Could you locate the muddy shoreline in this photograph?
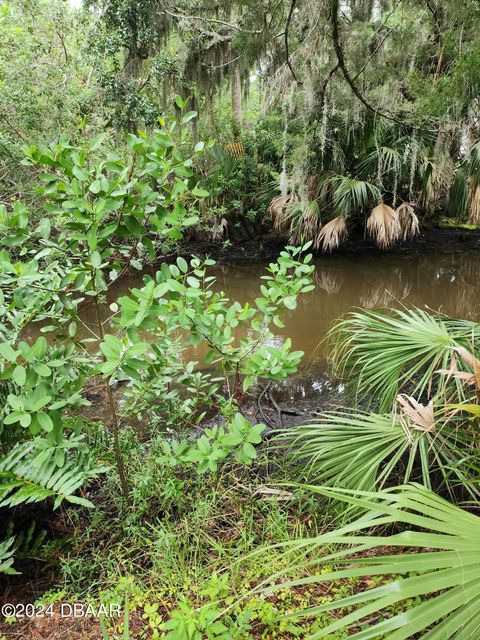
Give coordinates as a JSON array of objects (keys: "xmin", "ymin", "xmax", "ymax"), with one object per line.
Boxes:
[{"xmin": 177, "ymin": 228, "xmax": 480, "ymax": 263}]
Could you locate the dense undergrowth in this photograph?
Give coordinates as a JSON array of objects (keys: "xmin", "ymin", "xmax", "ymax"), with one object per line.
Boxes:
[
  {"xmin": 1, "ymin": 1, "xmax": 480, "ymax": 637},
  {"xmin": 0, "ymin": 109, "xmax": 479, "ymax": 639}
]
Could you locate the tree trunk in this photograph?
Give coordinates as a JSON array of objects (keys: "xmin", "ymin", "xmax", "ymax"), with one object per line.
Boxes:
[
  {"xmin": 205, "ymin": 90, "xmax": 216, "ymax": 134},
  {"xmin": 231, "ymin": 57, "xmax": 242, "ymax": 136},
  {"xmin": 350, "ymin": 0, "xmax": 374, "ymax": 22}
]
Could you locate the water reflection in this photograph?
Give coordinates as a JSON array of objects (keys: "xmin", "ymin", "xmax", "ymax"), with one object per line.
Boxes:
[
  {"xmin": 203, "ymin": 252, "xmax": 480, "ymax": 365},
  {"xmin": 22, "ymin": 252, "xmax": 480, "ymax": 369}
]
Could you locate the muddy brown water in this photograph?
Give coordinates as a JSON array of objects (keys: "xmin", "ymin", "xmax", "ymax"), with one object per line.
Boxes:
[{"xmin": 22, "ymin": 251, "xmax": 480, "ymax": 414}]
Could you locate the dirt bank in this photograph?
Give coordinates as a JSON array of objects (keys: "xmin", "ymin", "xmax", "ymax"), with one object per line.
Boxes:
[{"xmin": 178, "ymin": 228, "xmax": 480, "ymax": 263}]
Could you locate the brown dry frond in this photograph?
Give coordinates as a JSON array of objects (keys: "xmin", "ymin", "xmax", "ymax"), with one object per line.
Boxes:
[
  {"xmin": 418, "ymin": 136, "xmax": 454, "ymax": 215},
  {"xmin": 467, "ymin": 181, "xmax": 480, "ymax": 224},
  {"xmin": 396, "ymin": 394, "xmax": 435, "ymax": 444},
  {"xmin": 396, "ymin": 202, "xmax": 419, "ymax": 240},
  {"xmin": 317, "ymin": 216, "xmax": 348, "ymax": 253},
  {"xmin": 211, "ymin": 217, "xmax": 228, "ymax": 240},
  {"xmin": 289, "ymin": 200, "xmax": 322, "ymax": 247},
  {"xmin": 305, "ymin": 174, "xmax": 322, "ymax": 200},
  {"xmin": 268, "ymin": 194, "xmax": 299, "ymax": 233},
  {"xmin": 366, "ymin": 203, "xmax": 399, "ymax": 248},
  {"xmin": 437, "ymin": 346, "xmax": 480, "ymax": 390}
]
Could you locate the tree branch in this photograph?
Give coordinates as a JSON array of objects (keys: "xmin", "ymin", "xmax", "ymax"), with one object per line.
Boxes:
[
  {"xmin": 0, "ymin": 114, "xmax": 28, "ymax": 143},
  {"xmin": 424, "ymin": 0, "xmax": 443, "ymax": 35},
  {"xmin": 317, "ymin": 62, "xmax": 340, "ymax": 114},
  {"xmin": 164, "ymin": 8, "xmax": 262, "ymax": 34},
  {"xmin": 329, "ymin": 0, "xmax": 416, "ymax": 127},
  {"xmin": 285, "ymin": 0, "xmax": 302, "ymax": 85},
  {"xmin": 164, "ymin": 10, "xmax": 233, "ymax": 49}
]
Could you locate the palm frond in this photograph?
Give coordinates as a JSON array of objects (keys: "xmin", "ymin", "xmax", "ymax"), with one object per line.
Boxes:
[
  {"xmin": 266, "ymin": 485, "xmax": 480, "ymax": 639},
  {"xmin": 396, "ymin": 202, "xmax": 419, "ymax": 240},
  {"xmin": 418, "ymin": 151, "xmax": 453, "ymax": 215},
  {"xmin": 366, "ymin": 203, "xmax": 399, "ymax": 248},
  {"xmin": 449, "ymin": 165, "xmax": 469, "ymax": 218},
  {"xmin": 329, "ymin": 307, "xmax": 480, "ymax": 411},
  {"xmin": 327, "ymin": 174, "xmax": 380, "ymax": 217},
  {"xmin": 357, "ymin": 146, "xmax": 402, "ymax": 181},
  {"xmin": 450, "ymin": 140, "xmax": 480, "ymax": 220},
  {"xmin": 276, "ymin": 406, "xmax": 478, "ymax": 498},
  {"xmin": 288, "ymin": 200, "xmax": 323, "ymax": 248},
  {"xmin": 268, "ymin": 194, "xmax": 299, "ymax": 233},
  {"xmin": 317, "ymin": 216, "xmax": 348, "ymax": 252},
  {"xmin": 467, "ymin": 180, "xmax": 480, "ymax": 224}
]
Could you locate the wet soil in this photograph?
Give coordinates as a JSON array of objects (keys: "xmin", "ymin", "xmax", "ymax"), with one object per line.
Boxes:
[{"xmin": 178, "ymin": 227, "xmax": 480, "ymax": 263}]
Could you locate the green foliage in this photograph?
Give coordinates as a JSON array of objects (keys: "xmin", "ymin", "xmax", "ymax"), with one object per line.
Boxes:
[
  {"xmin": 100, "ymin": 601, "xmax": 130, "ymax": 640},
  {"xmin": 0, "ymin": 0, "xmax": 99, "ymax": 199},
  {"xmin": 0, "ymin": 110, "xmax": 317, "ymax": 585},
  {"xmin": 166, "ymin": 413, "xmax": 266, "ymax": 474},
  {"xmin": 0, "ymin": 536, "xmax": 18, "ymax": 576},
  {"xmin": 19, "ymin": 120, "xmax": 205, "ymax": 267},
  {"xmin": 0, "ymin": 441, "xmax": 101, "ymax": 510},
  {"xmin": 3, "ymin": 3, "xmax": 480, "ymax": 633},
  {"xmin": 326, "ymin": 174, "xmax": 380, "ymax": 218},
  {"xmin": 0, "ymin": 337, "xmax": 88, "ymax": 449},
  {"xmin": 0, "ymin": 111, "xmax": 211, "ymax": 569},
  {"xmin": 329, "ymin": 307, "xmax": 480, "ymax": 411},
  {"xmin": 279, "ymin": 408, "xmax": 478, "ymax": 498},
  {"xmin": 266, "ymin": 484, "xmax": 480, "ymax": 639},
  {"xmin": 102, "ymin": 245, "xmax": 314, "ymax": 419},
  {"xmin": 162, "ymin": 597, "xmax": 251, "ymax": 640}
]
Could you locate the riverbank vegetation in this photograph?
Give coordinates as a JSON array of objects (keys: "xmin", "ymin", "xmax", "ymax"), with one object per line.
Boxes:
[
  {"xmin": 1, "ymin": 1, "xmax": 480, "ymax": 639},
  {"xmin": 3, "ymin": 0, "xmax": 480, "ymax": 250}
]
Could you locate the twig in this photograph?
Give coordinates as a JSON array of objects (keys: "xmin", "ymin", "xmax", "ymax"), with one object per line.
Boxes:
[
  {"xmin": 0, "ymin": 114, "xmax": 28, "ymax": 143},
  {"xmin": 164, "ymin": 8, "xmax": 262, "ymax": 34},
  {"xmin": 267, "ymin": 389, "xmax": 284, "ymax": 427},
  {"xmin": 257, "ymin": 381, "xmax": 275, "ymax": 428}
]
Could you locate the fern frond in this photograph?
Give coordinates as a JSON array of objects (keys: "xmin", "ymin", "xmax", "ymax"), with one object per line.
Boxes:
[
  {"xmin": 0, "ymin": 443, "xmax": 102, "ymax": 510},
  {"xmin": 0, "ymin": 536, "xmax": 18, "ymax": 575}
]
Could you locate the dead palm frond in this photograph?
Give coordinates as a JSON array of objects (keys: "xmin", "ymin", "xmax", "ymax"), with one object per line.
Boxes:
[
  {"xmin": 395, "ymin": 394, "xmax": 435, "ymax": 444},
  {"xmin": 396, "ymin": 202, "xmax": 419, "ymax": 240},
  {"xmin": 288, "ymin": 200, "xmax": 322, "ymax": 248},
  {"xmin": 317, "ymin": 216, "xmax": 348, "ymax": 253},
  {"xmin": 418, "ymin": 151, "xmax": 453, "ymax": 215},
  {"xmin": 268, "ymin": 194, "xmax": 299, "ymax": 233},
  {"xmin": 366, "ymin": 202, "xmax": 399, "ymax": 248},
  {"xmin": 211, "ymin": 217, "xmax": 228, "ymax": 240},
  {"xmin": 467, "ymin": 181, "xmax": 480, "ymax": 224},
  {"xmin": 305, "ymin": 174, "xmax": 322, "ymax": 200},
  {"xmin": 437, "ymin": 346, "xmax": 480, "ymax": 390}
]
